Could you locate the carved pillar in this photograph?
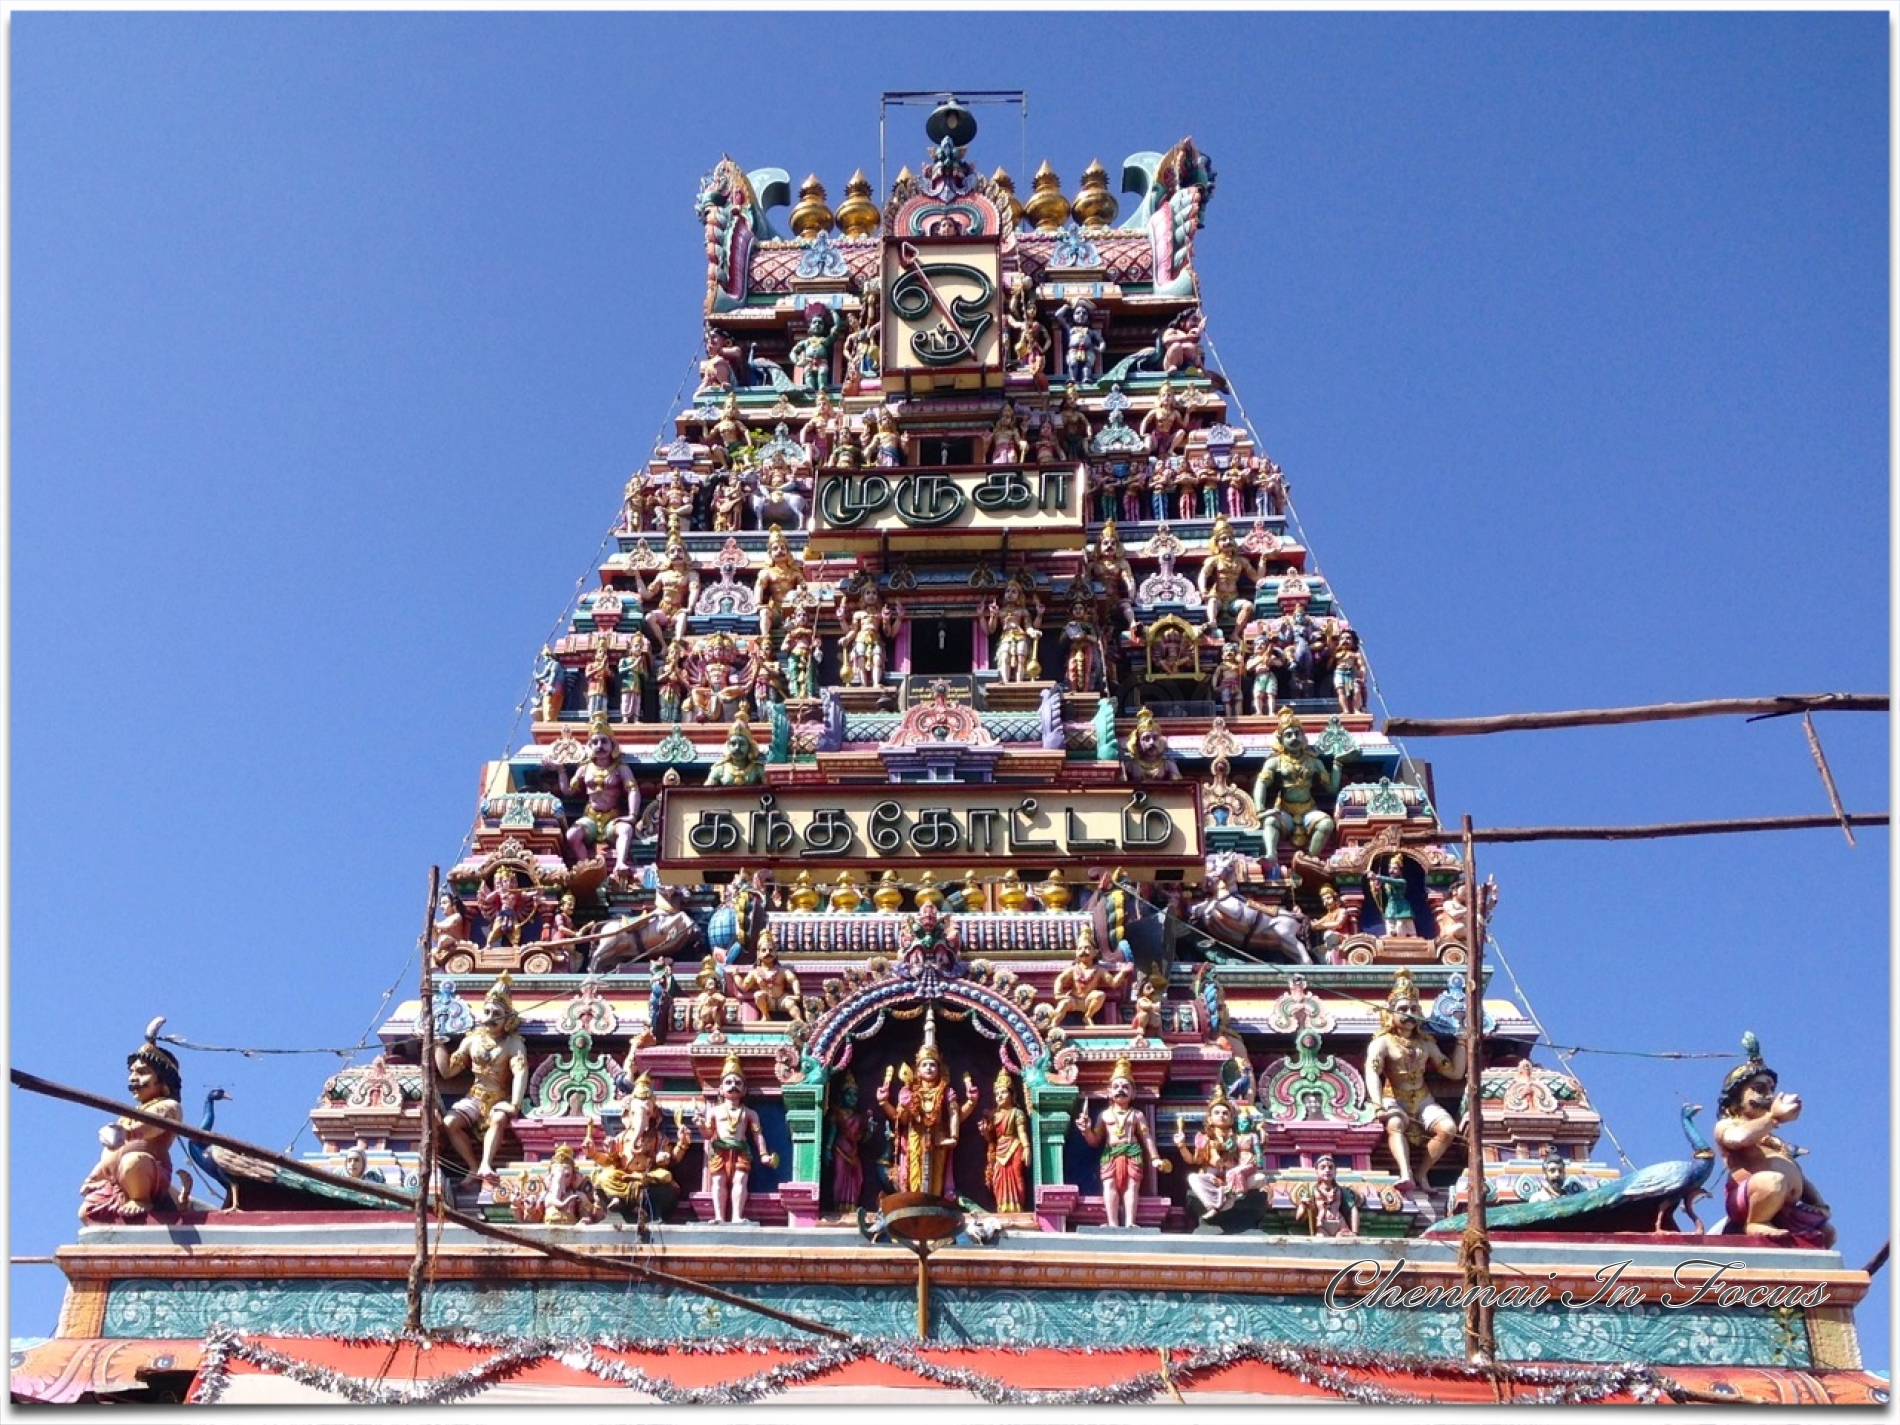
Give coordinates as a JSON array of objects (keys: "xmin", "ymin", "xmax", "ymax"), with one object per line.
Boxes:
[{"xmin": 1026, "ymin": 1080, "xmax": 1078, "ymax": 1199}]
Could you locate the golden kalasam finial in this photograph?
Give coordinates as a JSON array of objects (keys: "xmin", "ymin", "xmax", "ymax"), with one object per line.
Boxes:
[
  {"xmin": 990, "ymin": 167, "xmax": 1024, "ymax": 230},
  {"xmin": 1072, "ymin": 157, "xmax": 1118, "ymax": 229},
  {"xmin": 835, "ymin": 169, "xmax": 879, "ymax": 237},
  {"xmin": 1024, "ymin": 160, "xmax": 1070, "ymax": 232},
  {"xmin": 789, "ymin": 174, "xmax": 834, "ymax": 239}
]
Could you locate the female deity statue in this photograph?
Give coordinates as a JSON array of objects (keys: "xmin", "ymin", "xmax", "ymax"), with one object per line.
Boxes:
[
  {"xmin": 708, "ymin": 391, "xmax": 750, "ymax": 464},
  {"xmin": 876, "ymin": 1012, "xmax": 973, "ymax": 1200},
  {"xmin": 822, "ymin": 1075, "xmax": 867, "ymax": 1213},
  {"xmin": 534, "ymin": 645, "xmax": 566, "ymax": 724},
  {"xmin": 551, "ymin": 713, "xmax": 640, "ymax": 880},
  {"xmin": 979, "ymin": 1071, "xmax": 1032, "ymax": 1213},
  {"xmin": 870, "ymin": 405, "xmax": 904, "ymax": 468},
  {"xmin": 79, "ymin": 1021, "xmax": 184, "ymax": 1221},
  {"xmin": 617, "ymin": 632, "xmax": 653, "ymax": 723},
  {"xmin": 656, "ymin": 639, "xmax": 689, "ymax": 725},
  {"xmin": 620, "ymin": 472, "xmax": 655, "ymax": 534},
  {"xmin": 584, "ymin": 637, "xmax": 614, "ymax": 717},
  {"xmin": 711, "ymin": 477, "xmax": 747, "ymax": 533},
  {"xmin": 1062, "ymin": 583, "xmax": 1109, "ymax": 694},
  {"xmin": 1214, "ymin": 639, "xmax": 1246, "ymax": 720},
  {"xmin": 987, "ymin": 402, "xmax": 1024, "ymax": 464},
  {"xmin": 984, "ymin": 580, "xmax": 1044, "ymax": 684},
  {"xmin": 778, "ymin": 604, "xmax": 820, "ymax": 699}
]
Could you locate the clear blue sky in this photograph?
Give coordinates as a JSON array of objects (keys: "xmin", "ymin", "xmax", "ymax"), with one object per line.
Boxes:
[{"xmin": 11, "ymin": 13, "xmax": 1890, "ymax": 1364}]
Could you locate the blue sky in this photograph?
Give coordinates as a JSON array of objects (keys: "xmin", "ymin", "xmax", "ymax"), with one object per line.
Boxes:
[{"xmin": 10, "ymin": 12, "xmax": 1889, "ymax": 1363}]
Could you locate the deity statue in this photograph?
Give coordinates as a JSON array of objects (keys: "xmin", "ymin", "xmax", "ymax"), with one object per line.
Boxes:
[
  {"xmin": 1130, "ymin": 965, "xmax": 1168, "ymax": 1045},
  {"xmin": 788, "ymin": 306, "xmax": 836, "ymax": 392},
  {"xmin": 1296, "ymin": 1153, "xmax": 1361, "ymax": 1238},
  {"xmin": 1252, "ymin": 455, "xmax": 1288, "ymax": 517},
  {"xmin": 902, "ymin": 899, "xmax": 960, "ymax": 975},
  {"xmin": 79, "ymin": 1020, "xmax": 184, "ymax": 1221},
  {"xmin": 691, "ymin": 957, "xmax": 729, "ymax": 1040},
  {"xmin": 1061, "ymin": 581, "xmax": 1110, "ymax": 694},
  {"xmin": 551, "ymin": 712, "xmax": 640, "ymax": 880},
  {"xmin": 838, "ymin": 583, "xmax": 904, "ymax": 689},
  {"xmin": 823, "ymin": 1075, "xmax": 868, "ymax": 1213},
  {"xmin": 582, "ymin": 1073, "xmax": 686, "ymax": 1227},
  {"xmin": 633, "ymin": 533, "xmax": 700, "ymax": 646},
  {"xmin": 1435, "ymin": 875, "xmax": 1498, "ymax": 949},
  {"xmin": 708, "ymin": 391, "xmax": 749, "ymax": 462},
  {"xmin": 752, "ymin": 524, "xmax": 806, "ymax": 646},
  {"xmin": 705, "ymin": 716, "xmax": 766, "ymax": 787},
  {"xmin": 1312, "ymin": 883, "xmax": 1358, "ymax": 957},
  {"xmin": 541, "ymin": 1144, "xmax": 598, "ymax": 1226},
  {"xmin": 1173, "ymin": 1083, "xmax": 1259, "ymax": 1218},
  {"xmin": 1245, "ymin": 628, "xmax": 1284, "ymax": 717},
  {"xmin": 432, "ymin": 893, "xmax": 474, "ymax": 965},
  {"xmin": 711, "ymin": 476, "xmax": 747, "ymax": 533},
  {"xmin": 1056, "ymin": 383, "xmax": 1092, "ymax": 460},
  {"xmin": 1075, "ymin": 1057, "xmax": 1168, "ymax": 1228},
  {"xmin": 1532, "ymin": 1144, "xmax": 1585, "ymax": 1202},
  {"xmin": 477, "ymin": 867, "xmax": 536, "ymax": 948},
  {"xmin": 1250, "ymin": 708, "xmax": 1346, "ymax": 867},
  {"xmin": 617, "ymin": 633, "xmax": 653, "ymax": 723},
  {"xmin": 984, "ymin": 579, "xmax": 1044, "ymax": 683},
  {"xmin": 582, "ymin": 636, "xmax": 614, "ymax": 717},
  {"xmin": 1004, "ymin": 273, "xmax": 1048, "ymax": 378},
  {"xmin": 869, "ymin": 405, "xmax": 904, "ymax": 468},
  {"xmin": 987, "ymin": 402, "xmax": 1024, "ymax": 464},
  {"xmin": 798, "ymin": 388, "xmax": 841, "ymax": 469},
  {"xmin": 1332, "ymin": 627, "xmax": 1369, "ymax": 714},
  {"xmin": 534, "ymin": 645, "xmax": 566, "ymax": 724},
  {"xmin": 657, "ymin": 641, "xmax": 689, "ymax": 724},
  {"xmin": 1122, "ymin": 706, "xmax": 1181, "ymax": 783},
  {"xmin": 1047, "ymin": 929, "xmax": 1133, "ymax": 1026},
  {"xmin": 1196, "ymin": 514, "xmax": 1261, "ymax": 637},
  {"xmin": 1363, "ymin": 974, "xmax": 1466, "ymax": 1190},
  {"xmin": 779, "ymin": 603, "xmax": 820, "ymax": 699},
  {"xmin": 1055, "ymin": 297, "xmax": 1104, "ymax": 386},
  {"xmin": 876, "ymin": 1012, "xmax": 972, "ymax": 1200},
  {"xmin": 1085, "ymin": 520, "xmax": 1138, "ymax": 631},
  {"xmin": 697, "ymin": 1053, "xmax": 779, "ymax": 1224},
  {"xmin": 1714, "ymin": 1035, "xmax": 1834, "ymax": 1247},
  {"xmin": 1140, "ymin": 380, "xmax": 1190, "ymax": 456},
  {"xmin": 1160, "ymin": 307, "xmax": 1206, "ymax": 375},
  {"xmin": 697, "ymin": 327, "xmax": 744, "ymax": 393},
  {"xmin": 1369, "ymin": 855, "xmax": 1419, "ymax": 937},
  {"xmin": 734, "ymin": 934, "xmax": 803, "ymax": 1023},
  {"xmin": 620, "ymin": 472, "xmax": 654, "ymax": 534},
  {"xmin": 435, "ymin": 975, "xmax": 530, "ymax": 1182},
  {"xmin": 1214, "ymin": 639, "xmax": 1246, "ymax": 720},
  {"xmin": 979, "ymin": 1070, "xmax": 1032, "ymax": 1213}
]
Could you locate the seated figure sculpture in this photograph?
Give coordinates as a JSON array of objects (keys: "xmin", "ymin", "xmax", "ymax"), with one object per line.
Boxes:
[
  {"xmin": 1250, "ymin": 708, "xmax": 1345, "ymax": 870},
  {"xmin": 551, "ymin": 712, "xmax": 640, "ymax": 881},
  {"xmin": 1714, "ymin": 1034, "xmax": 1834, "ymax": 1247},
  {"xmin": 434, "ymin": 975, "xmax": 530, "ymax": 1183},
  {"xmin": 79, "ymin": 1019, "xmax": 184, "ymax": 1221}
]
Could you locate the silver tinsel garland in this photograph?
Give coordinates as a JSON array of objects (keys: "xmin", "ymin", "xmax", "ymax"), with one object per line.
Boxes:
[{"xmin": 189, "ymin": 1326, "xmax": 1673, "ymax": 1407}]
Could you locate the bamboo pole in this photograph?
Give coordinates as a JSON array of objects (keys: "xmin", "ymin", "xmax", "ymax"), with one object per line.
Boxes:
[
  {"xmin": 1385, "ymin": 813, "xmax": 1886, "ymax": 845},
  {"xmin": 1384, "ymin": 693, "xmax": 1886, "ymax": 739},
  {"xmin": 405, "ymin": 865, "xmax": 440, "ymax": 1334},
  {"xmin": 13, "ymin": 1068, "xmax": 849, "ymax": 1341},
  {"xmin": 1459, "ymin": 815, "xmax": 1495, "ymax": 1364},
  {"xmin": 1801, "ymin": 714, "xmax": 1857, "ymax": 847}
]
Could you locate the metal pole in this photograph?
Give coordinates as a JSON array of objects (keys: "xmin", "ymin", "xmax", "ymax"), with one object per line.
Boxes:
[
  {"xmin": 405, "ymin": 865, "xmax": 440, "ymax": 1334},
  {"xmin": 1460, "ymin": 815, "xmax": 1496, "ymax": 1363}
]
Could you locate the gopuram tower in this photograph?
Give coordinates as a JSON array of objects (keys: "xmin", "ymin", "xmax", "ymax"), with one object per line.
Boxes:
[{"xmin": 27, "ymin": 98, "xmax": 1875, "ymax": 1406}]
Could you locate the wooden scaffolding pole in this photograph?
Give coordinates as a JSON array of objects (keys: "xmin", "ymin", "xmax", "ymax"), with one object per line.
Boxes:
[
  {"xmin": 13, "ymin": 1068, "xmax": 849, "ymax": 1341},
  {"xmin": 1384, "ymin": 692, "xmax": 1886, "ymax": 739},
  {"xmin": 405, "ymin": 865, "xmax": 440, "ymax": 1334},
  {"xmin": 1458, "ymin": 815, "xmax": 1495, "ymax": 1364},
  {"xmin": 1386, "ymin": 812, "xmax": 1886, "ymax": 846}
]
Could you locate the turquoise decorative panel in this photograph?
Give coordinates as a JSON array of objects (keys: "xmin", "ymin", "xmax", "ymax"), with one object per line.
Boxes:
[{"xmin": 100, "ymin": 1278, "xmax": 1809, "ymax": 1368}]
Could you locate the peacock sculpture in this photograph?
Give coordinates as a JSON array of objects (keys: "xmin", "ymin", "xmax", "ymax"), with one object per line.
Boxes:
[
  {"xmin": 185, "ymin": 1088, "xmax": 233, "ymax": 1207},
  {"xmin": 1428, "ymin": 1102, "xmax": 1717, "ymax": 1236}
]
